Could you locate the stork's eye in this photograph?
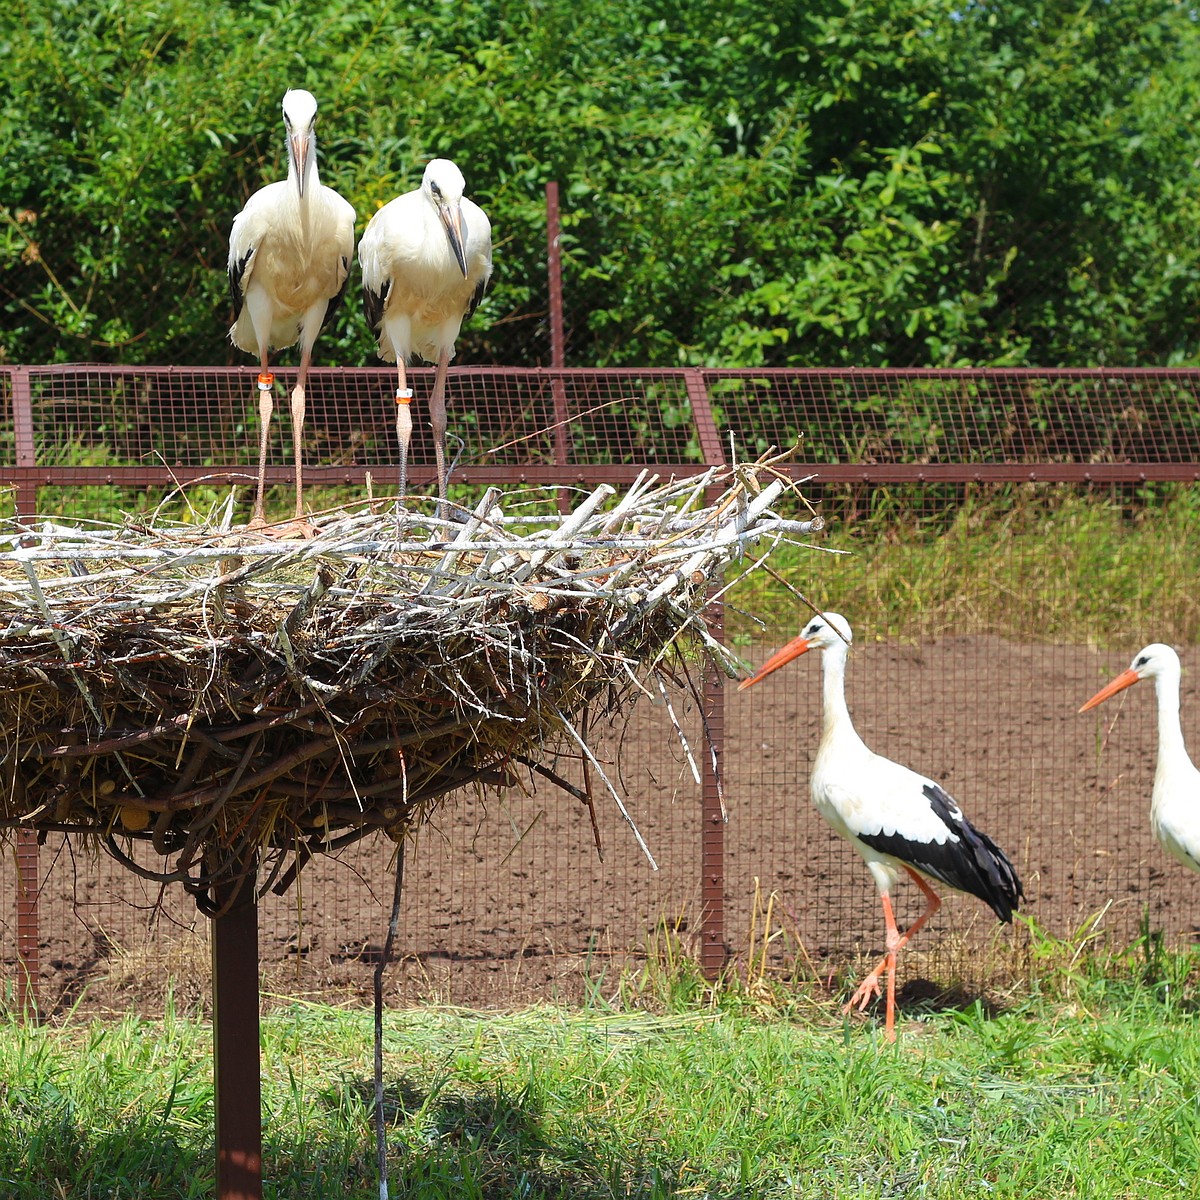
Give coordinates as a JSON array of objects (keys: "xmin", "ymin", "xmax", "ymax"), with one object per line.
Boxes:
[
  {"xmin": 1136, "ymin": 655, "xmax": 1149, "ymax": 668},
  {"xmin": 430, "ymin": 181, "xmax": 442, "ymax": 197}
]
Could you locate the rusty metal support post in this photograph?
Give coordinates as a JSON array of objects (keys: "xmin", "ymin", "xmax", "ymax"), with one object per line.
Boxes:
[
  {"xmin": 546, "ymin": 182, "xmax": 566, "ymax": 371},
  {"xmin": 684, "ymin": 369, "xmax": 729, "ymax": 978},
  {"xmin": 14, "ymin": 831, "xmax": 40, "ymax": 1020},
  {"xmin": 700, "ymin": 591, "xmax": 726, "ymax": 978},
  {"xmin": 11, "ymin": 366, "xmax": 35, "ymax": 520},
  {"xmin": 546, "ymin": 182, "xmax": 571, "ymax": 514},
  {"xmin": 10, "ymin": 367, "xmax": 40, "ymax": 1018},
  {"xmin": 211, "ymin": 866, "xmax": 263, "ymax": 1200}
]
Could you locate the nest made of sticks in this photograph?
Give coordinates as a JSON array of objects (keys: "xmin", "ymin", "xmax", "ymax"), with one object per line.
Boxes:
[{"xmin": 0, "ymin": 464, "xmax": 821, "ymax": 912}]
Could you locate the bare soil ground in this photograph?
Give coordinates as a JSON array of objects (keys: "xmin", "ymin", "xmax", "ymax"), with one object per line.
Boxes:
[{"xmin": 4, "ymin": 636, "xmax": 1198, "ymax": 1018}]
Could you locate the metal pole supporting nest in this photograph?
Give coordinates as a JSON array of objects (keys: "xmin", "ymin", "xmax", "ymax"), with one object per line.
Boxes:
[{"xmin": 211, "ymin": 858, "xmax": 263, "ymax": 1200}]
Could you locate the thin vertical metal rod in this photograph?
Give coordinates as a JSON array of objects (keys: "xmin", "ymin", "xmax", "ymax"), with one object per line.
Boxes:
[
  {"xmin": 546, "ymin": 181, "xmax": 571, "ymax": 513},
  {"xmin": 546, "ymin": 182, "xmax": 566, "ymax": 371},
  {"xmin": 212, "ymin": 866, "xmax": 263, "ymax": 1200},
  {"xmin": 374, "ymin": 841, "xmax": 406, "ymax": 1200}
]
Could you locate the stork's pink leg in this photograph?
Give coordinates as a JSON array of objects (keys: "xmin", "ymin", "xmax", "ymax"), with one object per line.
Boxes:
[
  {"xmin": 395, "ymin": 359, "xmax": 413, "ymax": 502},
  {"xmin": 251, "ymin": 366, "xmax": 275, "ymax": 526},
  {"xmin": 429, "ymin": 347, "xmax": 451, "ymax": 520},
  {"xmin": 844, "ymin": 867, "xmax": 942, "ymax": 1041}
]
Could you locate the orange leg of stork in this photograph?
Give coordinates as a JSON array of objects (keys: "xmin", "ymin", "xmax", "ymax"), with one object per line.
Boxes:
[
  {"xmin": 288, "ymin": 342, "xmax": 316, "ymax": 523},
  {"xmin": 429, "ymin": 347, "xmax": 451, "ymax": 522},
  {"xmin": 394, "ymin": 359, "xmax": 413, "ymax": 504},
  {"xmin": 844, "ymin": 866, "xmax": 942, "ymax": 1041},
  {"xmin": 251, "ymin": 368, "xmax": 275, "ymax": 527}
]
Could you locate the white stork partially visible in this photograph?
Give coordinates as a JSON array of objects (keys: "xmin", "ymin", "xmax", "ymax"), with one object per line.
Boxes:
[
  {"xmin": 358, "ymin": 158, "xmax": 492, "ymax": 514},
  {"xmin": 228, "ymin": 88, "xmax": 355, "ymax": 526},
  {"xmin": 1079, "ymin": 643, "xmax": 1200, "ymax": 876},
  {"xmin": 739, "ymin": 612, "xmax": 1023, "ymax": 1040}
]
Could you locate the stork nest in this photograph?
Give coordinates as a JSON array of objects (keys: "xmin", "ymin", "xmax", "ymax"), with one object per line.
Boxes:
[{"xmin": 0, "ymin": 464, "xmax": 820, "ymax": 913}]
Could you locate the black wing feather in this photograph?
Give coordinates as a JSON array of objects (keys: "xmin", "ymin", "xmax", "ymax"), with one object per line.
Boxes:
[
  {"xmin": 362, "ymin": 277, "xmax": 389, "ymax": 337},
  {"xmin": 320, "ymin": 255, "xmax": 352, "ymax": 332},
  {"xmin": 857, "ymin": 783, "xmax": 1024, "ymax": 922},
  {"xmin": 228, "ymin": 246, "xmax": 255, "ymax": 322},
  {"xmin": 466, "ymin": 273, "xmax": 488, "ymax": 322}
]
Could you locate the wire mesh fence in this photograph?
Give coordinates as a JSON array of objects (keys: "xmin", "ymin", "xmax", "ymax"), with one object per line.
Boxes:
[{"xmin": 2, "ymin": 365, "xmax": 1198, "ymax": 1017}]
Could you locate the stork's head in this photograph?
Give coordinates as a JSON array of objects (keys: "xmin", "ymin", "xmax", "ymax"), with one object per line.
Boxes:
[
  {"xmin": 738, "ymin": 612, "xmax": 853, "ymax": 691},
  {"xmin": 282, "ymin": 89, "xmax": 319, "ymax": 198},
  {"xmin": 423, "ymin": 158, "xmax": 469, "ymax": 275},
  {"xmin": 1079, "ymin": 642, "xmax": 1181, "ymax": 713}
]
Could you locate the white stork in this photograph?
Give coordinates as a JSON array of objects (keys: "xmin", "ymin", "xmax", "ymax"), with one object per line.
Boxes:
[
  {"xmin": 358, "ymin": 158, "xmax": 492, "ymax": 514},
  {"xmin": 227, "ymin": 88, "xmax": 356, "ymax": 525},
  {"xmin": 1079, "ymin": 643, "xmax": 1200, "ymax": 876},
  {"xmin": 738, "ymin": 612, "xmax": 1023, "ymax": 1040}
]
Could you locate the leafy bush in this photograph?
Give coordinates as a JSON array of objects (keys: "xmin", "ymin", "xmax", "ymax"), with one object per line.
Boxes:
[{"xmin": 2, "ymin": 0, "xmax": 1200, "ymax": 370}]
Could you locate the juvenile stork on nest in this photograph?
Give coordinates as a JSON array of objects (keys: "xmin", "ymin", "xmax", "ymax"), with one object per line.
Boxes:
[
  {"xmin": 228, "ymin": 88, "xmax": 356, "ymax": 526},
  {"xmin": 359, "ymin": 158, "xmax": 492, "ymax": 514},
  {"xmin": 739, "ymin": 612, "xmax": 1023, "ymax": 1040}
]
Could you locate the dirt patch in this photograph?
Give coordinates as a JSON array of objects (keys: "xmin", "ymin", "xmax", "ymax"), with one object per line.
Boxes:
[{"xmin": 5, "ymin": 636, "xmax": 1198, "ymax": 1017}]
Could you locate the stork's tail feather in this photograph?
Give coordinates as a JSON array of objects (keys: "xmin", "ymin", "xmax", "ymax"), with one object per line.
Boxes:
[{"xmin": 959, "ymin": 821, "xmax": 1024, "ymax": 923}]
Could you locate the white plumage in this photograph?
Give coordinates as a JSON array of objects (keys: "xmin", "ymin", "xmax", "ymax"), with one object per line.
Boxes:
[
  {"xmin": 359, "ymin": 158, "xmax": 492, "ymax": 512},
  {"xmin": 739, "ymin": 612, "xmax": 1023, "ymax": 1040},
  {"xmin": 228, "ymin": 88, "xmax": 355, "ymax": 524},
  {"xmin": 1079, "ymin": 643, "xmax": 1200, "ymax": 875}
]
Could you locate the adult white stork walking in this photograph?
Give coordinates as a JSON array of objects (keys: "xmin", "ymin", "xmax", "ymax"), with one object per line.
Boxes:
[
  {"xmin": 739, "ymin": 612, "xmax": 1023, "ymax": 1040},
  {"xmin": 358, "ymin": 158, "xmax": 492, "ymax": 514},
  {"xmin": 1079, "ymin": 644, "xmax": 1200, "ymax": 875},
  {"xmin": 227, "ymin": 88, "xmax": 355, "ymax": 526}
]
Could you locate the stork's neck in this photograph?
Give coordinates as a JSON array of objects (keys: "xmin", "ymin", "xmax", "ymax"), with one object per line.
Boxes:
[
  {"xmin": 819, "ymin": 642, "xmax": 863, "ymax": 751},
  {"xmin": 287, "ymin": 144, "xmax": 319, "ymax": 222},
  {"xmin": 1153, "ymin": 667, "xmax": 1190, "ymax": 774}
]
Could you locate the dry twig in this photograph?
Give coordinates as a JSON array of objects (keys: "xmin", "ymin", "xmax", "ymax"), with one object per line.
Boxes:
[{"xmin": 0, "ymin": 462, "xmax": 821, "ymax": 905}]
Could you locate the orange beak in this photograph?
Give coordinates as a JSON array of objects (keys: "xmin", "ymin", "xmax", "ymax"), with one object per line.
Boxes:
[
  {"xmin": 1078, "ymin": 667, "xmax": 1140, "ymax": 714},
  {"xmin": 738, "ymin": 634, "xmax": 812, "ymax": 691}
]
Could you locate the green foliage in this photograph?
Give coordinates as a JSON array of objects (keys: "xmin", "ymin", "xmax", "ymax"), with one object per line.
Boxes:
[
  {"xmin": 3, "ymin": 0, "xmax": 1200, "ymax": 369},
  {"xmin": 728, "ymin": 482, "xmax": 1200, "ymax": 645},
  {"xmin": 3, "ymin": 983, "xmax": 1200, "ymax": 1198}
]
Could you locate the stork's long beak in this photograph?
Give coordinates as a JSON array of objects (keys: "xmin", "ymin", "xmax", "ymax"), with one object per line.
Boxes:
[
  {"xmin": 291, "ymin": 128, "xmax": 313, "ymax": 198},
  {"xmin": 1079, "ymin": 667, "xmax": 1140, "ymax": 713},
  {"xmin": 439, "ymin": 201, "xmax": 469, "ymax": 276},
  {"xmin": 738, "ymin": 634, "xmax": 812, "ymax": 691}
]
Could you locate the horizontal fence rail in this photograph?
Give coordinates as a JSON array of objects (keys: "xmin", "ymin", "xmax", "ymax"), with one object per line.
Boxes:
[{"xmin": 2, "ymin": 365, "xmax": 1198, "ymax": 1016}]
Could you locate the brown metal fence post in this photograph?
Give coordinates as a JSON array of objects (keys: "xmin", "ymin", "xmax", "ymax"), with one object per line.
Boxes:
[
  {"xmin": 211, "ymin": 865, "xmax": 263, "ymax": 1200},
  {"xmin": 14, "ymin": 833, "xmax": 40, "ymax": 1020},
  {"xmin": 546, "ymin": 182, "xmax": 571, "ymax": 514},
  {"xmin": 685, "ymin": 369, "xmax": 729, "ymax": 978},
  {"xmin": 546, "ymin": 182, "xmax": 566, "ymax": 371},
  {"xmin": 10, "ymin": 366, "xmax": 40, "ymax": 1018}
]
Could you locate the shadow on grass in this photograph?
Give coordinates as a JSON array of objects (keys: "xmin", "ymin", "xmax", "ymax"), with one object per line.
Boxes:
[
  {"xmin": 896, "ymin": 976, "xmax": 1009, "ymax": 1019},
  {"xmin": 332, "ymin": 1072, "xmax": 753, "ymax": 1200},
  {"xmin": 3, "ymin": 1070, "xmax": 759, "ymax": 1199}
]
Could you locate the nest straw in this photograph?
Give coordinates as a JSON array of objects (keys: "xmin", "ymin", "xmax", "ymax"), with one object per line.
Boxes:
[{"xmin": 0, "ymin": 462, "xmax": 821, "ymax": 914}]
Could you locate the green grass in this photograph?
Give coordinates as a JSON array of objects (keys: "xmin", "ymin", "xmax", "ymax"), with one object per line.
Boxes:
[
  {"xmin": 3, "ymin": 938, "xmax": 1200, "ymax": 1199},
  {"xmin": 729, "ymin": 483, "xmax": 1200, "ymax": 646}
]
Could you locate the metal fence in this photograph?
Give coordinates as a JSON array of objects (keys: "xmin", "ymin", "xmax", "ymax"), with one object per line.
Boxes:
[{"xmin": 2, "ymin": 365, "xmax": 1199, "ymax": 1016}]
